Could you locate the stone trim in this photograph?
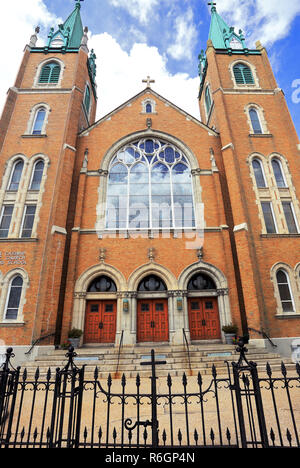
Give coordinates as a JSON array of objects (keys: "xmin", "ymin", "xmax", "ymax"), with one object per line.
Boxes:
[
  {"xmin": 33, "ymin": 57, "xmax": 65, "ymax": 89},
  {"xmin": 24, "ymin": 102, "xmax": 51, "ymax": 136},
  {"xmin": 247, "ymin": 152, "xmax": 300, "ymax": 235},
  {"xmin": 229, "ymin": 59, "xmax": 260, "ymax": 90},
  {"xmin": 0, "ymin": 153, "xmax": 49, "ymax": 239},
  {"xmin": 244, "ymin": 103, "xmax": 269, "ymax": 135},
  {"xmin": 0, "ymin": 268, "xmax": 30, "ymax": 324},
  {"xmin": 95, "ymin": 130, "xmax": 203, "ymax": 234},
  {"xmin": 270, "ymin": 262, "xmax": 300, "ymax": 317}
]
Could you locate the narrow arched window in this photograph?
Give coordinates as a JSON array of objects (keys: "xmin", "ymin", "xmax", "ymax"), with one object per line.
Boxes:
[
  {"xmin": 8, "ymin": 160, "xmax": 24, "ymax": 191},
  {"xmin": 32, "ymin": 107, "xmax": 46, "ymax": 135},
  {"xmin": 233, "ymin": 63, "xmax": 254, "ymax": 85},
  {"xmin": 271, "ymin": 159, "xmax": 286, "ymax": 188},
  {"xmin": 84, "ymin": 85, "xmax": 91, "ymax": 115},
  {"xmin": 252, "ymin": 159, "xmax": 266, "ymax": 188},
  {"xmin": 276, "ymin": 270, "xmax": 294, "ymax": 313},
  {"xmin": 205, "ymin": 86, "xmax": 212, "ymax": 115},
  {"xmin": 39, "ymin": 62, "xmax": 61, "ymax": 84},
  {"xmin": 146, "ymin": 103, "xmax": 152, "ymax": 113},
  {"xmin": 249, "ymin": 108, "xmax": 262, "ymax": 134},
  {"xmin": 5, "ymin": 276, "xmax": 23, "ymax": 320},
  {"xmin": 29, "ymin": 160, "xmax": 45, "ymax": 191}
]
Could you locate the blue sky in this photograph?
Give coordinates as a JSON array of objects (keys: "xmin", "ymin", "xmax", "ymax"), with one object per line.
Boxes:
[{"xmin": 0, "ymin": 0, "xmax": 300, "ymax": 135}]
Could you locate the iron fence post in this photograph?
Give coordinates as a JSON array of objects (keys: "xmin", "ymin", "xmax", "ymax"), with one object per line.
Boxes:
[
  {"xmin": 231, "ymin": 361, "xmax": 248, "ymax": 448},
  {"xmin": 0, "ymin": 348, "xmax": 20, "ymax": 448},
  {"xmin": 250, "ymin": 363, "xmax": 269, "ymax": 448},
  {"xmin": 150, "ymin": 349, "xmax": 159, "ymax": 448}
]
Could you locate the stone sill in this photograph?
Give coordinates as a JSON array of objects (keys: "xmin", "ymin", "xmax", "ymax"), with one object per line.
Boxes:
[
  {"xmin": 0, "ymin": 322, "xmax": 25, "ymax": 327},
  {"xmin": 261, "ymin": 234, "xmax": 300, "ymax": 238},
  {"xmin": 275, "ymin": 314, "xmax": 300, "ymax": 319},
  {"xmin": 0, "ymin": 238, "xmax": 38, "ymax": 242},
  {"xmin": 249, "ymin": 133, "xmax": 273, "ymax": 138},
  {"xmin": 21, "ymin": 134, "xmax": 47, "ymax": 138}
]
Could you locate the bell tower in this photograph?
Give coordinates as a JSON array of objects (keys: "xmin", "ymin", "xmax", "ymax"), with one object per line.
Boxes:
[
  {"xmin": 0, "ymin": 1, "xmax": 97, "ymax": 355},
  {"xmin": 198, "ymin": 2, "xmax": 300, "ymax": 345}
]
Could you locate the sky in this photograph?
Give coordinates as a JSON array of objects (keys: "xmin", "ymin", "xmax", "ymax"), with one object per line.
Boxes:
[{"xmin": 0, "ymin": 0, "xmax": 300, "ymax": 135}]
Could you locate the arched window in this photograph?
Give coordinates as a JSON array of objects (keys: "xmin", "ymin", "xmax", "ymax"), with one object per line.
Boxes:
[
  {"xmin": 249, "ymin": 108, "xmax": 262, "ymax": 134},
  {"xmin": 32, "ymin": 107, "xmax": 46, "ymax": 135},
  {"xmin": 252, "ymin": 159, "xmax": 266, "ymax": 188},
  {"xmin": 88, "ymin": 276, "xmax": 117, "ymax": 292},
  {"xmin": 29, "ymin": 160, "xmax": 45, "ymax": 191},
  {"xmin": 146, "ymin": 103, "xmax": 152, "ymax": 113},
  {"xmin": 8, "ymin": 160, "xmax": 24, "ymax": 191},
  {"xmin": 205, "ymin": 86, "xmax": 212, "ymax": 115},
  {"xmin": 276, "ymin": 270, "xmax": 294, "ymax": 312},
  {"xmin": 84, "ymin": 85, "xmax": 91, "ymax": 115},
  {"xmin": 106, "ymin": 138, "xmax": 195, "ymax": 230},
  {"xmin": 187, "ymin": 273, "xmax": 216, "ymax": 290},
  {"xmin": 38, "ymin": 62, "xmax": 61, "ymax": 84},
  {"xmin": 271, "ymin": 159, "xmax": 286, "ymax": 188},
  {"xmin": 138, "ymin": 275, "xmax": 167, "ymax": 292},
  {"xmin": 233, "ymin": 63, "xmax": 254, "ymax": 85},
  {"xmin": 5, "ymin": 276, "xmax": 23, "ymax": 320}
]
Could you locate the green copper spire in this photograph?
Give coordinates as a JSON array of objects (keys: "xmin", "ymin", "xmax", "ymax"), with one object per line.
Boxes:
[
  {"xmin": 47, "ymin": 0, "xmax": 84, "ymax": 50},
  {"xmin": 208, "ymin": 2, "xmax": 246, "ymax": 50}
]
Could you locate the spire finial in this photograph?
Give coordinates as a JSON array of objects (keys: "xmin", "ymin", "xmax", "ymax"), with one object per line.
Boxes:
[
  {"xmin": 208, "ymin": 1, "xmax": 217, "ymax": 12},
  {"xmin": 75, "ymin": 0, "xmax": 84, "ymax": 8}
]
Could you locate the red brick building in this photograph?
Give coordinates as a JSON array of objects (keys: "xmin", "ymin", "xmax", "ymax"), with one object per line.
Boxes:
[{"xmin": 0, "ymin": 2, "xmax": 299, "ymax": 363}]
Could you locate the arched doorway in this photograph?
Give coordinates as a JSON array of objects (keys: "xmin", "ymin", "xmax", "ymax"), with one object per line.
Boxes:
[
  {"xmin": 84, "ymin": 275, "xmax": 117, "ymax": 344},
  {"xmin": 187, "ymin": 273, "xmax": 221, "ymax": 341},
  {"xmin": 137, "ymin": 275, "xmax": 169, "ymax": 343}
]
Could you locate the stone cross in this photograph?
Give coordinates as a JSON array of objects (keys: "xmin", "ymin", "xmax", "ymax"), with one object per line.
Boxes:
[{"xmin": 142, "ymin": 76, "xmax": 155, "ymax": 88}]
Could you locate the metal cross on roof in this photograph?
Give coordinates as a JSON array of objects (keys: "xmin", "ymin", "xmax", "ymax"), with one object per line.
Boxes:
[
  {"xmin": 142, "ymin": 76, "xmax": 155, "ymax": 88},
  {"xmin": 208, "ymin": 1, "xmax": 217, "ymax": 9}
]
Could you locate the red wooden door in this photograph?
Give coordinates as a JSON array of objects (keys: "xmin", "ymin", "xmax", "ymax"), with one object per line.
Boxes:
[
  {"xmin": 84, "ymin": 301, "xmax": 117, "ymax": 344},
  {"xmin": 137, "ymin": 299, "xmax": 169, "ymax": 343},
  {"xmin": 188, "ymin": 298, "xmax": 220, "ymax": 341}
]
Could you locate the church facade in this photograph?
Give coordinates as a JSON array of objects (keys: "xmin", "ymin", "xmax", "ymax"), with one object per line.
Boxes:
[{"xmin": 0, "ymin": 2, "xmax": 300, "ymax": 363}]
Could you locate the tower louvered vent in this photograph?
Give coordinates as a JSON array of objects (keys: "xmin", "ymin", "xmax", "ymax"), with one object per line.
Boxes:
[
  {"xmin": 39, "ymin": 63, "xmax": 61, "ymax": 84},
  {"xmin": 233, "ymin": 64, "xmax": 254, "ymax": 85}
]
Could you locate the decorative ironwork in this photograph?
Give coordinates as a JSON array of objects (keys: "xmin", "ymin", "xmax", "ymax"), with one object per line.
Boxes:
[{"xmin": 0, "ymin": 343, "xmax": 299, "ymax": 448}]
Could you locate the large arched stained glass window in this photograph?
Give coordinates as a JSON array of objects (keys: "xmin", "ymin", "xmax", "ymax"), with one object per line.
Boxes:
[{"xmin": 106, "ymin": 139, "xmax": 195, "ymax": 230}]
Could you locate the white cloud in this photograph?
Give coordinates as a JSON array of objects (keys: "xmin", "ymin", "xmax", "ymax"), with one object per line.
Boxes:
[
  {"xmin": 213, "ymin": 0, "xmax": 300, "ymax": 46},
  {"xmin": 0, "ymin": 0, "xmax": 60, "ymax": 117},
  {"xmin": 89, "ymin": 32, "xmax": 200, "ymax": 120},
  {"xmin": 167, "ymin": 8, "xmax": 198, "ymax": 61},
  {"xmin": 109, "ymin": 0, "xmax": 159, "ymax": 24}
]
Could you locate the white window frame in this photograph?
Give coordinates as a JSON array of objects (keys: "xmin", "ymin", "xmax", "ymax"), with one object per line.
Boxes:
[
  {"xmin": 249, "ymin": 107, "xmax": 263, "ymax": 134},
  {"xmin": 252, "ymin": 158, "xmax": 267, "ymax": 188},
  {"xmin": 28, "ymin": 159, "xmax": 45, "ymax": 191},
  {"xmin": 276, "ymin": 269, "xmax": 296, "ymax": 313},
  {"xmin": 261, "ymin": 201, "xmax": 278, "ymax": 234},
  {"xmin": 282, "ymin": 201, "xmax": 300, "ymax": 234},
  {"xmin": 271, "ymin": 157, "xmax": 288, "ymax": 188},
  {"xmin": 19, "ymin": 204, "xmax": 36, "ymax": 239}
]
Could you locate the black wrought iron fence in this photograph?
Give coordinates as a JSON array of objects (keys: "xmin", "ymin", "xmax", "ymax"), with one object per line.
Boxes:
[{"xmin": 0, "ymin": 341, "xmax": 299, "ymax": 449}]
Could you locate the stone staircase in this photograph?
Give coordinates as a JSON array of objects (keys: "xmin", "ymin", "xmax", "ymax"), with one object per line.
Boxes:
[{"xmin": 20, "ymin": 343, "xmax": 296, "ymax": 379}]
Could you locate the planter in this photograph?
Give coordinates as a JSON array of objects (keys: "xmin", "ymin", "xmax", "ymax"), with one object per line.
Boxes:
[
  {"xmin": 224, "ymin": 333, "xmax": 236, "ymax": 345},
  {"xmin": 68, "ymin": 338, "xmax": 81, "ymax": 349}
]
